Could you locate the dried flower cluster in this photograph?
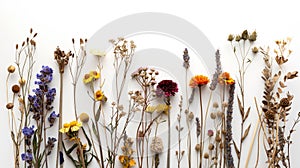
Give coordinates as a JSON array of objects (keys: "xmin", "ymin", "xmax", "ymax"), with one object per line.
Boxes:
[{"xmin": 6, "ymin": 29, "xmax": 300, "ymax": 168}]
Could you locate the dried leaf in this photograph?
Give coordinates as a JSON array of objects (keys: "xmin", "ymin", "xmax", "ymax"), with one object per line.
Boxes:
[
  {"xmin": 233, "ymin": 140, "xmax": 240, "ymax": 159},
  {"xmin": 92, "ymin": 121, "xmax": 99, "ymax": 137},
  {"xmin": 279, "ymin": 81, "xmax": 286, "ymax": 88},
  {"xmin": 278, "ymin": 87, "xmax": 283, "ymax": 94},
  {"xmin": 276, "ymin": 92, "xmax": 280, "ymax": 99},
  {"xmin": 243, "ymin": 107, "xmax": 251, "ymax": 121},
  {"xmin": 262, "ymin": 100, "xmax": 268, "ymax": 105},
  {"xmin": 242, "ymin": 124, "xmax": 251, "ymax": 142},
  {"xmin": 95, "ymin": 107, "xmax": 101, "ymax": 122},
  {"xmin": 237, "ymin": 96, "xmax": 244, "ymax": 117}
]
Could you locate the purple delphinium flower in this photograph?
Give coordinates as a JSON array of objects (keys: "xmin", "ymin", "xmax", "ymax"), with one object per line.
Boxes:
[
  {"xmin": 156, "ymin": 80, "xmax": 178, "ymax": 98},
  {"xmin": 48, "ymin": 111, "xmax": 59, "ymax": 127}
]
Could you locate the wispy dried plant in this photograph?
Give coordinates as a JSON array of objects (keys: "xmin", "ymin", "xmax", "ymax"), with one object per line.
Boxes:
[
  {"xmin": 228, "ymin": 30, "xmax": 258, "ymax": 167},
  {"xmin": 6, "ymin": 28, "xmax": 37, "ymax": 168},
  {"xmin": 259, "ymin": 38, "xmax": 299, "ymax": 168}
]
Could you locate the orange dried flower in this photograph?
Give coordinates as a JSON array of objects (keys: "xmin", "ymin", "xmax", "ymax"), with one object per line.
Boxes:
[
  {"xmin": 219, "ymin": 72, "xmax": 235, "ymax": 85},
  {"xmin": 189, "ymin": 75, "xmax": 210, "ymax": 88}
]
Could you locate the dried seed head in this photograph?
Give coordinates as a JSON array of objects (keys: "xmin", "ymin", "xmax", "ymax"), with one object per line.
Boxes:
[
  {"xmin": 208, "ymin": 143, "xmax": 214, "ymax": 150},
  {"xmin": 188, "ymin": 112, "xmax": 194, "ymax": 121},
  {"xmin": 12, "ymin": 85, "xmax": 20, "ymax": 93},
  {"xmin": 19, "ymin": 78, "xmax": 26, "ymax": 86},
  {"xmin": 213, "ymin": 102, "xmax": 219, "ymax": 108},
  {"xmin": 8, "ymin": 65, "xmax": 16, "ymax": 73},
  {"xmin": 79, "ymin": 112, "xmax": 90, "ymax": 123},
  {"xmin": 235, "ymin": 35, "xmax": 241, "ymax": 42},
  {"xmin": 217, "ymin": 111, "xmax": 223, "ymax": 118},
  {"xmin": 204, "ymin": 152, "xmax": 209, "ymax": 159},
  {"xmin": 252, "ymin": 47, "xmax": 259, "ymax": 54},
  {"xmin": 215, "ymin": 135, "xmax": 222, "ymax": 142},
  {"xmin": 210, "ymin": 112, "xmax": 216, "ymax": 119},
  {"xmin": 280, "ymin": 98, "xmax": 290, "ymax": 108},
  {"xmin": 195, "ymin": 144, "xmax": 201, "ymax": 152},
  {"xmin": 228, "ymin": 34, "xmax": 234, "ymax": 41},
  {"xmin": 6, "ymin": 103, "xmax": 14, "ymax": 109}
]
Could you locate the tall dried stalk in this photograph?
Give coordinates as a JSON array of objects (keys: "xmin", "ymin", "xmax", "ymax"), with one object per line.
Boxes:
[
  {"xmin": 228, "ymin": 30, "xmax": 257, "ymax": 167},
  {"xmin": 54, "ymin": 47, "xmax": 72, "ymax": 168}
]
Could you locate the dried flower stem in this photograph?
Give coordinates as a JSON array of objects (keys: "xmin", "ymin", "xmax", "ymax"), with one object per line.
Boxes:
[
  {"xmin": 198, "ymin": 87, "xmax": 204, "ymax": 168},
  {"xmin": 176, "ymin": 96, "xmax": 184, "ymax": 168},
  {"xmin": 56, "ymin": 72, "xmax": 64, "ymax": 168},
  {"xmin": 69, "ymin": 38, "xmax": 87, "ymax": 120}
]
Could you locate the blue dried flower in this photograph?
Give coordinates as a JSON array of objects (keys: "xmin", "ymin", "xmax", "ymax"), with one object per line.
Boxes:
[
  {"xmin": 22, "ymin": 125, "xmax": 35, "ymax": 137},
  {"xmin": 21, "ymin": 152, "xmax": 33, "ymax": 162},
  {"xmin": 48, "ymin": 111, "xmax": 59, "ymax": 127}
]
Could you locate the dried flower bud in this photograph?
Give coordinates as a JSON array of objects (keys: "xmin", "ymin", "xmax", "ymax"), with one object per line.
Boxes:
[
  {"xmin": 19, "ymin": 78, "xmax": 26, "ymax": 86},
  {"xmin": 249, "ymin": 31, "xmax": 257, "ymax": 42},
  {"xmin": 213, "ymin": 102, "xmax": 219, "ymax": 108},
  {"xmin": 8, "ymin": 65, "xmax": 16, "ymax": 73},
  {"xmin": 235, "ymin": 35, "xmax": 241, "ymax": 42},
  {"xmin": 252, "ymin": 47, "xmax": 258, "ymax": 54},
  {"xmin": 222, "ymin": 102, "xmax": 228, "ymax": 108},
  {"xmin": 79, "ymin": 112, "xmax": 89, "ymax": 123},
  {"xmin": 204, "ymin": 152, "xmax": 209, "ymax": 159},
  {"xmin": 298, "ymin": 112, "xmax": 300, "ymax": 117},
  {"xmin": 228, "ymin": 34, "xmax": 234, "ymax": 41},
  {"xmin": 195, "ymin": 144, "xmax": 201, "ymax": 152},
  {"xmin": 188, "ymin": 112, "xmax": 194, "ymax": 121},
  {"xmin": 217, "ymin": 111, "xmax": 223, "ymax": 118},
  {"xmin": 219, "ymin": 142, "xmax": 224, "ymax": 149},
  {"xmin": 210, "ymin": 112, "xmax": 216, "ymax": 119},
  {"xmin": 6, "ymin": 103, "xmax": 14, "ymax": 109},
  {"xmin": 208, "ymin": 143, "xmax": 214, "ymax": 150},
  {"xmin": 215, "ymin": 135, "xmax": 221, "ymax": 142},
  {"xmin": 241, "ymin": 30, "xmax": 249, "ymax": 40},
  {"xmin": 12, "ymin": 85, "xmax": 20, "ymax": 93}
]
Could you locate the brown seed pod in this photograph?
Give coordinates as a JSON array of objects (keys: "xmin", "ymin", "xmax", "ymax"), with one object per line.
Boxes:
[
  {"xmin": 280, "ymin": 98, "xmax": 290, "ymax": 108},
  {"xmin": 12, "ymin": 85, "xmax": 20, "ymax": 93},
  {"xmin": 79, "ymin": 112, "xmax": 90, "ymax": 123},
  {"xmin": 6, "ymin": 103, "xmax": 14, "ymax": 109},
  {"xmin": 8, "ymin": 65, "xmax": 16, "ymax": 73}
]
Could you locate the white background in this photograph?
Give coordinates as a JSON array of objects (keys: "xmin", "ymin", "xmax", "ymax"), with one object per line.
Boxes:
[{"xmin": 1, "ymin": 0, "xmax": 300, "ymax": 167}]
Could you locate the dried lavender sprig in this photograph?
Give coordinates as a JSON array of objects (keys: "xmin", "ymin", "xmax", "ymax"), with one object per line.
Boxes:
[
  {"xmin": 210, "ymin": 50, "xmax": 222, "ymax": 91},
  {"xmin": 225, "ymin": 83, "xmax": 235, "ymax": 168}
]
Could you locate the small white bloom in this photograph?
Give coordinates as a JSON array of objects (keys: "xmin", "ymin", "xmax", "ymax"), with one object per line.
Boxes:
[{"xmin": 90, "ymin": 49, "xmax": 106, "ymax": 57}]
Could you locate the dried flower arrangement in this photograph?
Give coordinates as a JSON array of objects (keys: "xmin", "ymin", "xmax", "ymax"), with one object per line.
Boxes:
[
  {"xmin": 258, "ymin": 38, "xmax": 299, "ymax": 168},
  {"xmin": 5, "ymin": 28, "xmax": 300, "ymax": 168}
]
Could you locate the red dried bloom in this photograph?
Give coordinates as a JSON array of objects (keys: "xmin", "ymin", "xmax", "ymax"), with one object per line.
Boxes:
[{"xmin": 156, "ymin": 80, "xmax": 178, "ymax": 97}]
